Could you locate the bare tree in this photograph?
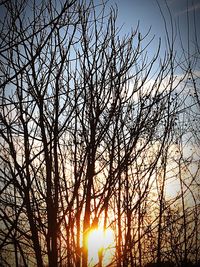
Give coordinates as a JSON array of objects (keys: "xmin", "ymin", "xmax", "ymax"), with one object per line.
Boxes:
[{"xmin": 0, "ymin": 0, "xmax": 199, "ymax": 267}]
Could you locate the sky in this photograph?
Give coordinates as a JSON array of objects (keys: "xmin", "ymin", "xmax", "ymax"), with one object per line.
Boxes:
[
  {"xmin": 109, "ymin": 0, "xmax": 200, "ymax": 61},
  {"xmin": 112, "ymin": 0, "xmax": 200, "ymax": 37},
  {"xmin": 1, "ymin": 0, "xmax": 199, "ymax": 54},
  {"xmin": 110, "ymin": 0, "xmax": 200, "ymax": 166},
  {"xmin": 0, "ymin": 0, "xmax": 199, "ymax": 79}
]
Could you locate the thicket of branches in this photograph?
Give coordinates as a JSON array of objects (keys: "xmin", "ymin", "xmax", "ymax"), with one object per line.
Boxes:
[{"xmin": 0, "ymin": 0, "xmax": 199, "ymax": 266}]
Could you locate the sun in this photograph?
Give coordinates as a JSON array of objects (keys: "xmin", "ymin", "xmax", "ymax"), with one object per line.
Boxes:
[{"xmin": 87, "ymin": 227, "xmax": 115, "ymax": 266}]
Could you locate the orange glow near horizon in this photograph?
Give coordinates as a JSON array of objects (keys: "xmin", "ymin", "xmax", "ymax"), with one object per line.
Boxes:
[{"xmin": 87, "ymin": 227, "xmax": 115, "ymax": 266}]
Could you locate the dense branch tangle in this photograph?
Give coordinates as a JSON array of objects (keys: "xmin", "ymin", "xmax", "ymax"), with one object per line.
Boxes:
[{"xmin": 0, "ymin": 0, "xmax": 199, "ymax": 267}]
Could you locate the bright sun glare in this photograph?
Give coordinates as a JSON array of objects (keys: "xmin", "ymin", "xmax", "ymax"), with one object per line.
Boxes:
[{"xmin": 87, "ymin": 227, "xmax": 115, "ymax": 266}]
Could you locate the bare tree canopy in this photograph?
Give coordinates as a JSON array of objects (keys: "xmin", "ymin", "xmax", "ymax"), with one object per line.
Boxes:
[{"xmin": 0, "ymin": 0, "xmax": 199, "ymax": 267}]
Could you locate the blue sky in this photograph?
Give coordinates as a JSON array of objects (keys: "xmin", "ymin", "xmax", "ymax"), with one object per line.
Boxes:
[
  {"xmin": 112, "ymin": 0, "xmax": 200, "ymax": 36},
  {"xmin": 109, "ymin": 0, "xmax": 200, "ymax": 57},
  {"xmin": 1, "ymin": 0, "xmax": 199, "ymax": 50},
  {"xmin": 0, "ymin": 0, "xmax": 199, "ymax": 71}
]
